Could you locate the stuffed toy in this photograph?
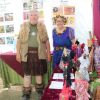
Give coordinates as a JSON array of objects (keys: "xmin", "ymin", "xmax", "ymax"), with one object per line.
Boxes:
[
  {"xmin": 59, "ymin": 48, "xmax": 76, "ymax": 88},
  {"xmin": 78, "ymin": 51, "xmax": 90, "ymax": 81},
  {"xmin": 75, "ymin": 71, "xmax": 90, "ymax": 100}
]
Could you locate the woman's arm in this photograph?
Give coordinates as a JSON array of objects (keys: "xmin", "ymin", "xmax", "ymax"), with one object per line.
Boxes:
[{"xmin": 69, "ymin": 27, "xmax": 75, "ymax": 44}]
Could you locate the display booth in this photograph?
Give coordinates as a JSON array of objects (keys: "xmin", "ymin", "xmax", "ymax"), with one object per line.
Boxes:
[{"xmin": 1, "ymin": 0, "xmax": 100, "ymax": 100}]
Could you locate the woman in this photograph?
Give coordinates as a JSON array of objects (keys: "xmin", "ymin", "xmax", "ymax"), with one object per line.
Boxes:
[{"xmin": 52, "ymin": 15, "xmax": 75, "ymax": 68}]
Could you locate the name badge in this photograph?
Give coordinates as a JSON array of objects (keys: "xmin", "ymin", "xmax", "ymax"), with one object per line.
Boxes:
[{"xmin": 32, "ymin": 32, "xmax": 36, "ymax": 36}]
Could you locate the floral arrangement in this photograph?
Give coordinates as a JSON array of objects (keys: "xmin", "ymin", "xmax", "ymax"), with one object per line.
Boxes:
[{"xmin": 59, "ymin": 47, "xmax": 77, "ymax": 87}]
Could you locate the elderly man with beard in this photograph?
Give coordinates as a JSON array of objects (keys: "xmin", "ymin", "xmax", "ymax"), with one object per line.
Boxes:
[{"xmin": 16, "ymin": 10, "xmax": 51, "ymax": 99}]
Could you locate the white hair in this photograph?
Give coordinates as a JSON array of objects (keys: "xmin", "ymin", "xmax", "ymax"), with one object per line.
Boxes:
[{"xmin": 29, "ymin": 10, "xmax": 39, "ymax": 16}]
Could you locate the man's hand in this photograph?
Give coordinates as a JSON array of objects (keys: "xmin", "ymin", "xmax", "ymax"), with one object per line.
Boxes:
[
  {"xmin": 16, "ymin": 53, "xmax": 21, "ymax": 63},
  {"xmin": 46, "ymin": 39, "xmax": 51, "ymax": 62},
  {"xmin": 47, "ymin": 54, "xmax": 51, "ymax": 62}
]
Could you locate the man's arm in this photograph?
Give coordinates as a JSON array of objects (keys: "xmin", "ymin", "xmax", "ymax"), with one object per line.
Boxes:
[
  {"xmin": 46, "ymin": 39, "xmax": 51, "ymax": 62},
  {"xmin": 16, "ymin": 38, "xmax": 21, "ymax": 63},
  {"xmin": 40, "ymin": 23, "xmax": 51, "ymax": 62},
  {"xmin": 16, "ymin": 25, "xmax": 22, "ymax": 63}
]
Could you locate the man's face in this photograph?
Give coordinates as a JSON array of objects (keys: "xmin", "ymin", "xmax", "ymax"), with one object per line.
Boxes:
[{"xmin": 29, "ymin": 12, "xmax": 38, "ymax": 25}]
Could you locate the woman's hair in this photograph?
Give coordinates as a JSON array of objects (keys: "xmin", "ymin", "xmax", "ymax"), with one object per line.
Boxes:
[{"xmin": 53, "ymin": 15, "xmax": 67, "ymax": 24}]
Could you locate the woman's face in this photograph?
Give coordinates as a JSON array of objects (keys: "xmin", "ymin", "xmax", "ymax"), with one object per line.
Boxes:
[
  {"xmin": 55, "ymin": 17, "xmax": 64, "ymax": 28},
  {"xmin": 29, "ymin": 12, "xmax": 38, "ymax": 25}
]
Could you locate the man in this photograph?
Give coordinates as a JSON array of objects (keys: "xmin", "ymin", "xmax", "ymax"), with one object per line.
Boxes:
[{"xmin": 16, "ymin": 10, "xmax": 51, "ymax": 99}]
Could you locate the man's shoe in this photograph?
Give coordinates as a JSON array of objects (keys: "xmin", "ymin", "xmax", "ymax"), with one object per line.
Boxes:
[
  {"xmin": 22, "ymin": 94, "xmax": 30, "ymax": 100},
  {"xmin": 35, "ymin": 83, "xmax": 44, "ymax": 95}
]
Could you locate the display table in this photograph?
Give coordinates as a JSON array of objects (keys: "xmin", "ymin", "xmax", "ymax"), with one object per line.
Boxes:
[
  {"xmin": 41, "ymin": 67, "xmax": 63, "ymax": 100},
  {"xmin": 0, "ymin": 52, "xmax": 53, "ymax": 87},
  {"xmin": 41, "ymin": 67, "xmax": 76, "ymax": 100}
]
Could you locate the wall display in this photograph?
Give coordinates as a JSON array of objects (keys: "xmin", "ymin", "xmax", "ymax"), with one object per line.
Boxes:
[
  {"xmin": 0, "ymin": 0, "xmax": 15, "ymax": 52},
  {"xmin": 0, "ymin": 0, "xmax": 92, "ymax": 53},
  {"xmin": 22, "ymin": 0, "xmax": 30, "ymax": 21},
  {"xmin": 22, "ymin": 0, "xmax": 44, "ymax": 22},
  {"xmin": 0, "ymin": 0, "xmax": 44, "ymax": 52}
]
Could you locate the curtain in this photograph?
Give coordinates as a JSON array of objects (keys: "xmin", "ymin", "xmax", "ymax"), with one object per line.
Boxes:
[{"xmin": 93, "ymin": 0, "xmax": 100, "ymax": 45}]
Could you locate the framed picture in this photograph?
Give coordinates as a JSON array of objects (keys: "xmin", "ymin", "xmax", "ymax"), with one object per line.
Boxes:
[
  {"xmin": 64, "ymin": 6, "xmax": 75, "ymax": 15},
  {"xmin": 23, "ymin": 2, "xmax": 29, "ymax": 10},
  {"xmin": 37, "ymin": 0, "xmax": 43, "ymax": 9},
  {"xmin": 33, "ymin": 2, "xmax": 38, "ymax": 9},
  {"xmin": 0, "ymin": 37, "xmax": 5, "ymax": 44},
  {"xmin": 38, "ymin": 9, "xmax": 44, "ymax": 18},
  {"xmin": 23, "ymin": 12, "xmax": 29, "ymax": 20},
  {"xmin": 6, "ymin": 36, "xmax": 14, "ymax": 44},
  {"xmin": 53, "ymin": 6, "xmax": 63, "ymax": 17},
  {"xmin": 0, "ymin": 26, "xmax": 5, "ymax": 33},
  {"xmin": 4, "ymin": 13, "xmax": 13, "ymax": 21},
  {"xmin": 5, "ymin": 25, "xmax": 14, "ymax": 33},
  {"xmin": 66, "ymin": 16, "xmax": 75, "ymax": 26},
  {"xmin": 0, "ymin": 16, "xmax": 4, "ymax": 22}
]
